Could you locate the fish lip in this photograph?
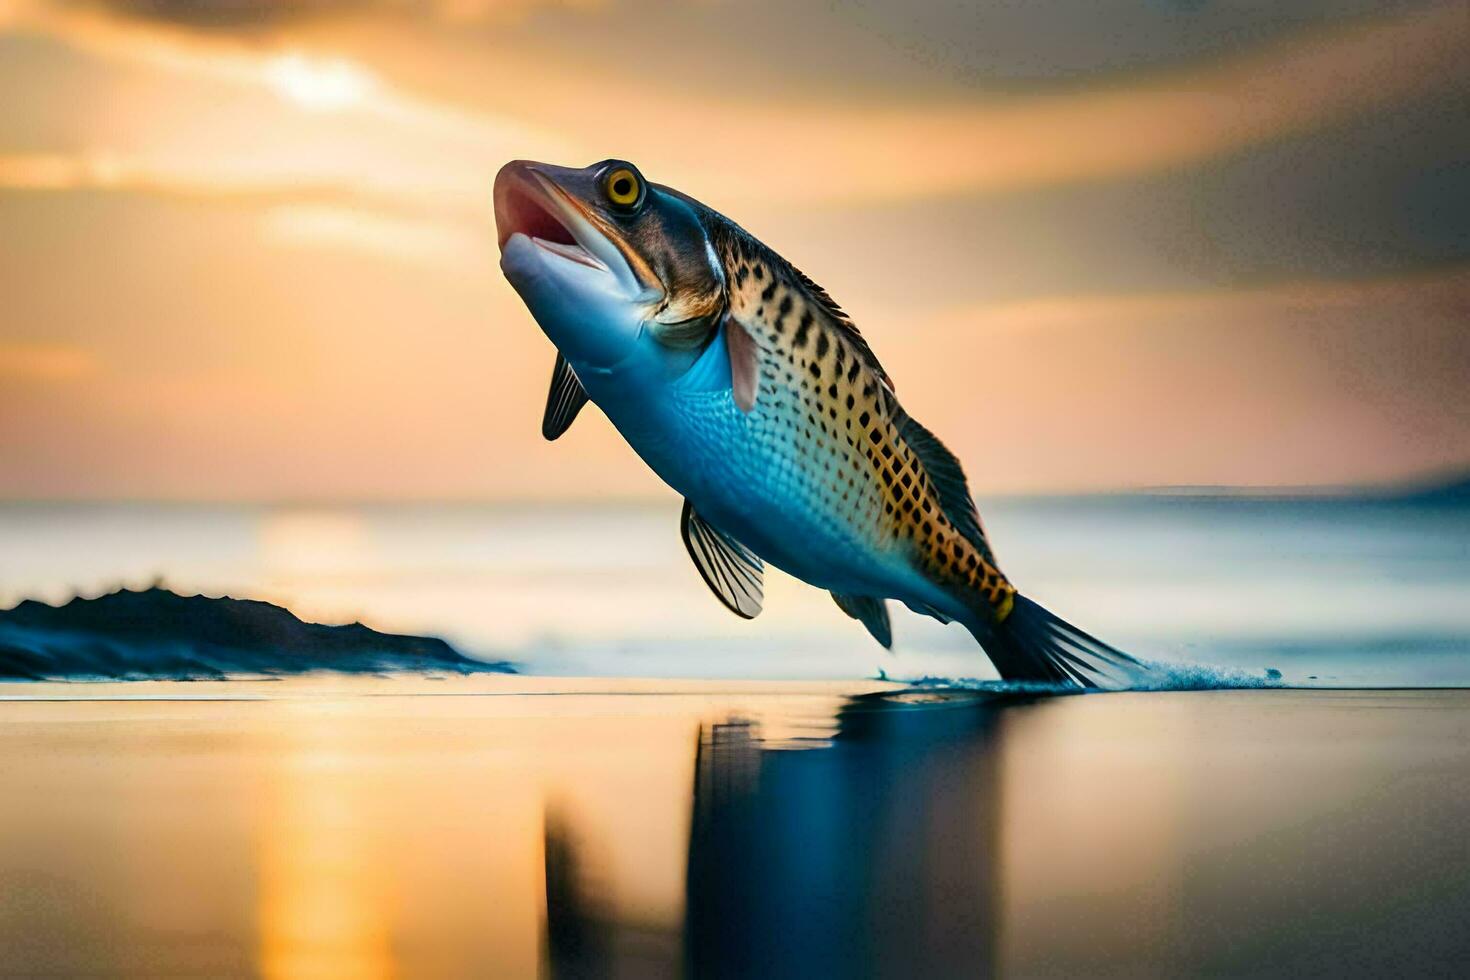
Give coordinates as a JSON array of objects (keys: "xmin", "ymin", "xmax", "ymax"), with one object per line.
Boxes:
[
  {"xmin": 531, "ymin": 236, "xmax": 605, "ymax": 271},
  {"xmin": 493, "ymin": 162, "xmax": 651, "ymax": 297}
]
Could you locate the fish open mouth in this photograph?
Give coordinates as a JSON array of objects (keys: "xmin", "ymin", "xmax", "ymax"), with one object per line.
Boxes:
[{"xmin": 493, "ymin": 165, "xmax": 606, "ymax": 271}]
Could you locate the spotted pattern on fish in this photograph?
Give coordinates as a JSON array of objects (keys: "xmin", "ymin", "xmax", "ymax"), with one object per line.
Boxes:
[{"xmin": 716, "ymin": 231, "xmax": 1016, "ymax": 620}]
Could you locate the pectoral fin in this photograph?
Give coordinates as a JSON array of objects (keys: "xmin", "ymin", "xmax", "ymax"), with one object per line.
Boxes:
[
  {"xmin": 725, "ymin": 316, "xmax": 759, "ymax": 413},
  {"xmin": 680, "ymin": 500, "xmax": 763, "ymax": 619},
  {"xmin": 832, "ymin": 592, "xmax": 892, "ymax": 649},
  {"xmin": 542, "ymin": 353, "xmax": 588, "ymax": 441}
]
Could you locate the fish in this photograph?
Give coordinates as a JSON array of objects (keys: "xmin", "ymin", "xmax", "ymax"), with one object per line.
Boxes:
[{"xmin": 494, "ymin": 158, "xmax": 1140, "ymax": 687}]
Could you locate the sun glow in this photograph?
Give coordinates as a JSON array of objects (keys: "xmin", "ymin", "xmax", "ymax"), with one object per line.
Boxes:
[{"xmin": 265, "ymin": 53, "xmax": 378, "ymax": 112}]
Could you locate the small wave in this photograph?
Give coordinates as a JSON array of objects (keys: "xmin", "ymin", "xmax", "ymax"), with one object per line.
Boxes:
[
  {"xmin": 1122, "ymin": 660, "xmax": 1285, "ymax": 691},
  {"xmin": 898, "ymin": 676, "xmax": 1081, "ymax": 696},
  {"xmin": 899, "ymin": 661, "xmax": 1286, "ymax": 695}
]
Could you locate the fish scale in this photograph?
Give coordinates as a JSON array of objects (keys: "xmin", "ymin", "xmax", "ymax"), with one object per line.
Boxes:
[{"xmin": 713, "ymin": 233, "xmax": 1016, "ymax": 621}]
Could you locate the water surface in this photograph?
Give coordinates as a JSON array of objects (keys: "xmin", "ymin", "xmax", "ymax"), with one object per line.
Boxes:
[{"xmin": 2, "ymin": 678, "xmax": 1467, "ymax": 978}]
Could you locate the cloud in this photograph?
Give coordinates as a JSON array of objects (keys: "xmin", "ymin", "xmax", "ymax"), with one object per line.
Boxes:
[
  {"xmin": 0, "ymin": 343, "xmax": 100, "ymax": 381},
  {"xmin": 0, "ymin": 153, "xmax": 95, "ymax": 190},
  {"xmin": 0, "ymin": 151, "xmax": 440, "ymax": 212},
  {"xmin": 0, "ymin": 5, "xmax": 572, "ymax": 213},
  {"xmin": 929, "ymin": 269, "xmax": 1470, "ymax": 338},
  {"xmin": 0, "ymin": 152, "xmax": 488, "ymax": 269},
  {"xmin": 61, "ymin": 1, "xmax": 347, "ymax": 31},
  {"xmin": 0, "ymin": 151, "xmax": 232, "ymax": 194},
  {"xmin": 5, "ymin": 1, "xmax": 1466, "ymax": 208},
  {"xmin": 880, "ymin": 266, "xmax": 1470, "ymax": 490},
  {"xmin": 33, "ymin": 0, "xmax": 577, "ymax": 33},
  {"xmin": 260, "ymin": 203, "xmax": 486, "ymax": 264},
  {"xmin": 660, "ymin": 2, "xmax": 1470, "ymax": 204}
]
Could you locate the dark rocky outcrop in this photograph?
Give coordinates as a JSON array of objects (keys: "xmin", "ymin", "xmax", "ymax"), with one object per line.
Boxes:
[{"xmin": 0, "ymin": 586, "xmax": 514, "ymax": 680}]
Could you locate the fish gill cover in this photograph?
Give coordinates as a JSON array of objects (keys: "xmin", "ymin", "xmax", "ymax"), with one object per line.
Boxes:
[{"xmin": 0, "ymin": 586, "xmax": 515, "ymax": 680}]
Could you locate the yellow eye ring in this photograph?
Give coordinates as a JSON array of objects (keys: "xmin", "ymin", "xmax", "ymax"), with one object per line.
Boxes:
[{"xmin": 604, "ymin": 167, "xmax": 641, "ymax": 208}]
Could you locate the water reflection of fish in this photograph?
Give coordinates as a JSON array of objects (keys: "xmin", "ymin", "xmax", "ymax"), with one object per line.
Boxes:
[
  {"xmin": 495, "ymin": 160, "xmax": 1137, "ymax": 686},
  {"xmin": 684, "ymin": 694, "xmax": 1009, "ymax": 979},
  {"xmin": 540, "ymin": 691, "xmax": 1014, "ymax": 978}
]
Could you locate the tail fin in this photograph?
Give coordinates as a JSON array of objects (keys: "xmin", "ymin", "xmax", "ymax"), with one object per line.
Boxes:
[{"xmin": 975, "ymin": 594, "xmax": 1139, "ymax": 688}]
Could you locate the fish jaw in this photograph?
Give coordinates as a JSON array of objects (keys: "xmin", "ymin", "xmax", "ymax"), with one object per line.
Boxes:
[
  {"xmin": 494, "ymin": 161, "xmax": 659, "ymax": 368},
  {"xmin": 499, "ymin": 232, "xmax": 649, "ymax": 368}
]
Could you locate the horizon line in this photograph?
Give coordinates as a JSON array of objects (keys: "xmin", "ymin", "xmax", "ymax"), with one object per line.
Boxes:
[{"xmin": 0, "ymin": 469, "xmax": 1465, "ymax": 510}]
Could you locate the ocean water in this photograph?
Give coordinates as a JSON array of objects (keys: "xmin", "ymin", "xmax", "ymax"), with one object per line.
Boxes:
[
  {"xmin": 0, "ymin": 679, "xmax": 1467, "ymax": 978},
  {"xmin": 1, "ymin": 495, "xmax": 1466, "ymax": 685},
  {"xmin": 3, "ymin": 498, "xmax": 1469, "ymax": 977}
]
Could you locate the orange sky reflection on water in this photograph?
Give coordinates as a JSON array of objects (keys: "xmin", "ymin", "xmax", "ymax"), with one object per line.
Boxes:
[{"xmin": 1, "ymin": 681, "xmax": 1469, "ymax": 975}]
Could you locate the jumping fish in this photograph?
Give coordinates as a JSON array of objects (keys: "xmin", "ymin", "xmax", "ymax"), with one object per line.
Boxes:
[{"xmin": 494, "ymin": 159, "xmax": 1138, "ymax": 686}]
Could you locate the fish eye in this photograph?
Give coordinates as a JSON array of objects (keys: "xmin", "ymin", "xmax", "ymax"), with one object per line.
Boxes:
[{"xmin": 602, "ymin": 165, "xmax": 643, "ymax": 211}]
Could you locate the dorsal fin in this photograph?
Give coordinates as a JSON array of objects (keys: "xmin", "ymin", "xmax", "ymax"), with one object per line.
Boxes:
[
  {"xmin": 542, "ymin": 354, "xmax": 588, "ymax": 441},
  {"xmin": 787, "ymin": 262, "xmax": 894, "ymax": 391},
  {"xmin": 680, "ymin": 500, "xmax": 763, "ymax": 619},
  {"xmin": 896, "ymin": 411, "xmax": 998, "ymax": 566},
  {"xmin": 718, "ymin": 225, "xmax": 893, "ymax": 392}
]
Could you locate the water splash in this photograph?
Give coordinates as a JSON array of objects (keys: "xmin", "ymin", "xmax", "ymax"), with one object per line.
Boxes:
[
  {"xmin": 1122, "ymin": 660, "xmax": 1286, "ymax": 691},
  {"xmin": 900, "ymin": 660, "xmax": 1286, "ymax": 695},
  {"xmin": 898, "ymin": 676, "xmax": 1081, "ymax": 696}
]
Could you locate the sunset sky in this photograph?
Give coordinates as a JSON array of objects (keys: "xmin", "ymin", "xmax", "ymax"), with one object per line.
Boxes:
[{"xmin": 1, "ymin": 0, "xmax": 1466, "ymax": 500}]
